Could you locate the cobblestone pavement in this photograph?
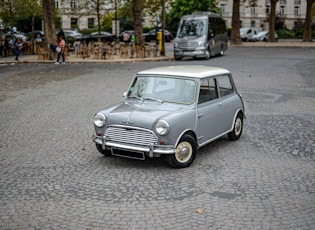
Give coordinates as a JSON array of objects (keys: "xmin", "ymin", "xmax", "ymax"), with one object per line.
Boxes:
[{"xmin": 0, "ymin": 46, "xmax": 314, "ymax": 229}]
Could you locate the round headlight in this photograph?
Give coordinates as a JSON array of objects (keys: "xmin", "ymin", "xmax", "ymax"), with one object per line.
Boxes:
[
  {"xmin": 94, "ymin": 113, "xmax": 106, "ymax": 127},
  {"xmin": 155, "ymin": 120, "xmax": 170, "ymax": 135}
]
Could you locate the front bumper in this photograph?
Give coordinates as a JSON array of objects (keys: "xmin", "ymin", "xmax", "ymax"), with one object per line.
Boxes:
[
  {"xmin": 174, "ymin": 48, "xmax": 206, "ymax": 58},
  {"xmin": 93, "ymin": 135, "xmax": 175, "ymax": 158}
]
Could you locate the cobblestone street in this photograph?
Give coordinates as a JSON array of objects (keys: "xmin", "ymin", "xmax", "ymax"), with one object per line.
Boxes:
[{"xmin": 0, "ymin": 46, "xmax": 314, "ymax": 229}]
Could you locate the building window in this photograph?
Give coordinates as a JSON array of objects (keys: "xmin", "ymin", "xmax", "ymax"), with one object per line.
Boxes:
[
  {"xmin": 265, "ymin": 0, "xmax": 270, "ymax": 3},
  {"xmin": 220, "ymin": 4, "xmax": 227, "ymax": 13},
  {"xmin": 266, "ymin": 5, "xmax": 270, "ymax": 14},
  {"xmin": 294, "ymin": 0, "xmax": 301, "ymax": 4},
  {"xmin": 251, "ymin": 21, "xmax": 256, "ymax": 28},
  {"xmin": 280, "ymin": 0, "xmax": 286, "ymax": 4},
  {"xmin": 88, "ymin": 18, "xmax": 94, "ymax": 28},
  {"xmin": 71, "ymin": 18, "xmax": 78, "ymax": 29},
  {"xmin": 280, "ymin": 6, "xmax": 285, "ymax": 15},
  {"xmin": 251, "ymin": 6, "xmax": 256, "ymax": 15},
  {"xmin": 55, "ymin": 0, "xmax": 60, "ymax": 8},
  {"xmin": 240, "ymin": 5, "xmax": 244, "ymax": 14},
  {"xmin": 71, "ymin": 0, "xmax": 76, "ymax": 9},
  {"xmin": 294, "ymin": 7, "xmax": 299, "ymax": 15}
]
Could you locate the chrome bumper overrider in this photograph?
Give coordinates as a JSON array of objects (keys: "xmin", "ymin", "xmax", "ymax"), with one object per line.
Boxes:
[{"xmin": 93, "ymin": 135, "xmax": 175, "ymax": 157}]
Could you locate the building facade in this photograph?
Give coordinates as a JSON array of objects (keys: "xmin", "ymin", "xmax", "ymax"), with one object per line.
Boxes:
[
  {"xmin": 219, "ymin": 0, "xmax": 307, "ymax": 30},
  {"xmin": 55, "ymin": 0, "xmax": 308, "ymax": 32}
]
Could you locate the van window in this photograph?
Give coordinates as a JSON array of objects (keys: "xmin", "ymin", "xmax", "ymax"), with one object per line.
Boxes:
[
  {"xmin": 209, "ymin": 17, "xmax": 226, "ymax": 35},
  {"xmin": 177, "ymin": 19, "xmax": 207, "ymax": 37}
]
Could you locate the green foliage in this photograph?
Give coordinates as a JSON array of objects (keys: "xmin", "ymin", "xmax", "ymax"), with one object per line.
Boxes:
[
  {"xmin": 101, "ymin": 13, "xmax": 115, "ymax": 32},
  {"xmin": 276, "ymin": 28, "xmax": 294, "ymax": 38},
  {"xmin": 0, "ymin": 0, "xmax": 41, "ymax": 30}
]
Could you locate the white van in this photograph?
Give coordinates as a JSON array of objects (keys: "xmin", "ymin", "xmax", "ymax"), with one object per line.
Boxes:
[
  {"xmin": 240, "ymin": 28, "xmax": 260, "ymax": 42},
  {"xmin": 173, "ymin": 12, "xmax": 228, "ymax": 60}
]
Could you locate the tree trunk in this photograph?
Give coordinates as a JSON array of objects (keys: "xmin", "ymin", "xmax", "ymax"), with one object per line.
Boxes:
[
  {"xmin": 160, "ymin": 0, "xmax": 165, "ymax": 56},
  {"xmin": 97, "ymin": 0, "xmax": 102, "ymax": 42},
  {"xmin": 42, "ymin": 0, "xmax": 57, "ymax": 59},
  {"xmin": 268, "ymin": 0, "xmax": 278, "ymax": 42},
  {"xmin": 132, "ymin": 0, "xmax": 144, "ymax": 46},
  {"xmin": 230, "ymin": 0, "xmax": 242, "ymax": 45},
  {"xmin": 303, "ymin": 0, "xmax": 314, "ymax": 42}
]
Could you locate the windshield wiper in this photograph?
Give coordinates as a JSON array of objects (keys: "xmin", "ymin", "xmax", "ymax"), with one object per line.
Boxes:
[
  {"xmin": 128, "ymin": 96, "xmax": 144, "ymax": 101},
  {"xmin": 142, "ymin": 97, "xmax": 163, "ymax": 103}
]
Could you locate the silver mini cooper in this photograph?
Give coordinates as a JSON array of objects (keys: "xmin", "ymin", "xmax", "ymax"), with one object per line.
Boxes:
[{"xmin": 93, "ymin": 65, "xmax": 245, "ymax": 168}]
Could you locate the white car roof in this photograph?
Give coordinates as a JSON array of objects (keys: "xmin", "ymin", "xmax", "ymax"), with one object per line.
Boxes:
[{"xmin": 137, "ymin": 65, "xmax": 230, "ymax": 78}]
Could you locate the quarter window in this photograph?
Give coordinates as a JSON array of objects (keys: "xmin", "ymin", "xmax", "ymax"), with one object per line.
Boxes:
[{"xmin": 217, "ymin": 75, "xmax": 234, "ymax": 97}]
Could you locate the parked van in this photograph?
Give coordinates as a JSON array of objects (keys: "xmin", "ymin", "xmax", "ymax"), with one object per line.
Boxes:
[
  {"xmin": 240, "ymin": 28, "xmax": 260, "ymax": 42},
  {"xmin": 173, "ymin": 12, "xmax": 228, "ymax": 60}
]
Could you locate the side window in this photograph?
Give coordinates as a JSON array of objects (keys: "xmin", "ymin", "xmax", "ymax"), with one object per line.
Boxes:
[
  {"xmin": 217, "ymin": 75, "xmax": 234, "ymax": 97},
  {"xmin": 198, "ymin": 78, "xmax": 218, "ymax": 104}
]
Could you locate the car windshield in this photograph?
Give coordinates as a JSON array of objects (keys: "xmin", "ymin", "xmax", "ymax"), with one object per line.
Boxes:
[
  {"xmin": 177, "ymin": 19, "xmax": 207, "ymax": 37},
  {"xmin": 128, "ymin": 76, "xmax": 197, "ymax": 104}
]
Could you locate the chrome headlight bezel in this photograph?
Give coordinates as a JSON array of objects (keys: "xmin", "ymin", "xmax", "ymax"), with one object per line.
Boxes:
[
  {"xmin": 155, "ymin": 119, "xmax": 170, "ymax": 136},
  {"xmin": 198, "ymin": 41, "xmax": 206, "ymax": 47},
  {"xmin": 94, "ymin": 112, "xmax": 106, "ymax": 127}
]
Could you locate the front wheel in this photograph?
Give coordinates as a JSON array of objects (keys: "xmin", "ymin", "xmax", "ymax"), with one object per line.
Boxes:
[
  {"xmin": 205, "ymin": 49, "xmax": 211, "ymax": 60},
  {"xmin": 166, "ymin": 134, "xmax": 196, "ymax": 168},
  {"xmin": 228, "ymin": 113, "xmax": 243, "ymax": 141},
  {"xmin": 96, "ymin": 144, "xmax": 112, "ymax": 156}
]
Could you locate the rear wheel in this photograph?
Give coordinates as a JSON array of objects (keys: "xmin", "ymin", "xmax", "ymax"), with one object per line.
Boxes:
[
  {"xmin": 166, "ymin": 134, "xmax": 196, "ymax": 168},
  {"xmin": 228, "ymin": 113, "xmax": 243, "ymax": 141},
  {"xmin": 96, "ymin": 144, "xmax": 112, "ymax": 156}
]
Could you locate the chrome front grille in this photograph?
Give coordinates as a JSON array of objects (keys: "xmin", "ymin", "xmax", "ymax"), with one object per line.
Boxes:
[
  {"xmin": 179, "ymin": 42, "xmax": 198, "ymax": 49},
  {"xmin": 105, "ymin": 125, "xmax": 158, "ymax": 146}
]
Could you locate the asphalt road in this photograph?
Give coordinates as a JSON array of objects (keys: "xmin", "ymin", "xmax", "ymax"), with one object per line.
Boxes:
[{"xmin": 0, "ymin": 46, "xmax": 314, "ymax": 229}]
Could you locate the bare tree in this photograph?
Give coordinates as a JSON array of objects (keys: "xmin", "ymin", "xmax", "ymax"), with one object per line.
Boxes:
[
  {"xmin": 42, "ymin": 0, "xmax": 57, "ymax": 59},
  {"xmin": 230, "ymin": 0, "xmax": 242, "ymax": 45},
  {"xmin": 303, "ymin": 0, "xmax": 315, "ymax": 42},
  {"xmin": 268, "ymin": 0, "xmax": 279, "ymax": 42}
]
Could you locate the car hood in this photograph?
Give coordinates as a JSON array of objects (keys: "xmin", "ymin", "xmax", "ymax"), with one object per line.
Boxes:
[{"xmin": 104, "ymin": 100, "xmax": 186, "ymax": 129}]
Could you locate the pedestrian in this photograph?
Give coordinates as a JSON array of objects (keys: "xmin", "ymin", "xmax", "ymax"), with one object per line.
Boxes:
[
  {"xmin": 0, "ymin": 35, "xmax": 9, "ymax": 57},
  {"xmin": 57, "ymin": 29, "xmax": 65, "ymax": 39},
  {"xmin": 123, "ymin": 31, "xmax": 130, "ymax": 44},
  {"xmin": 35, "ymin": 33, "xmax": 42, "ymax": 42},
  {"xmin": 9, "ymin": 36, "xmax": 23, "ymax": 61},
  {"xmin": 55, "ymin": 35, "xmax": 66, "ymax": 64}
]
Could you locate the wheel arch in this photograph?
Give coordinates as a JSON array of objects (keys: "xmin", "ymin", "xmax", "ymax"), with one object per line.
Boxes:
[
  {"xmin": 228, "ymin": 109, "xmax": 244, "ymax": 132},
  {"xmin": 175, "ymin": 129, "xmax": 198, "ymax": 148}
]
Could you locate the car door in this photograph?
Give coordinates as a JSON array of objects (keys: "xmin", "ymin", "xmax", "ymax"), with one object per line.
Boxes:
[
  {"xmin": 197, "ymin": 77, "xmax": 223, "ymax": 145},
  {"xmin": 216, "ymin": 74, "xmax": 238, "ymax": 133}
]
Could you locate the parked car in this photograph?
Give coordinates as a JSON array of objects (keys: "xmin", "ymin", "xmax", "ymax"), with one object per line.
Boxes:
[
  {"xmin": 252, "ymin": 31, "xmax": 279, "ymax": 42},
  {"xmin": 63, "ymin": 30, "xmax": 83, "ymax": 40},
  {"xmin": 4, "ymin": 31, "xmax": 27, "ymax": 41},
  {"xmin": 88, "ymin": 31, "xmax": 116, "ymax": 43},
  {"xmin": 93, "ymin": 65, "xmax": 245, "ymax": 168},
  {"xmin": 143, "ymin": 29, "xmax": 174, "ymax": 42}
]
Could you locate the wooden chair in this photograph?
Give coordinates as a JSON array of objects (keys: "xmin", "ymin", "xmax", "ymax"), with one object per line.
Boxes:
[
  {"xmin": 119, "ymin": 44, "xmax": 129, "ymax": 58},
  {"xmin": 37, "ymin": 46, "xmax": 48, "ymax": 60},
  {"xmin": 104, "ymin": 44, "xmax": 114, "ymax": 59},
  {"xmin": 136, "ymin": 45, "xmax": 145, "ymax": 58}
]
